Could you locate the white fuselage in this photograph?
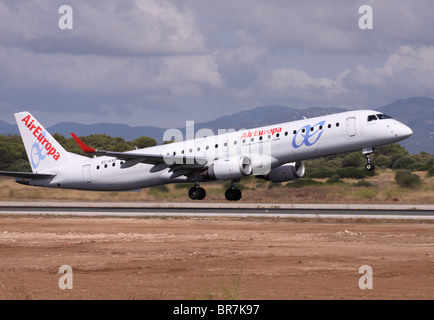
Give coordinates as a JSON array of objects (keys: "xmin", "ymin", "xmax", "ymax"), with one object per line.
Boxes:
[{"xmin": 28, "ymin": 110, "xmax": 413, "ymax": 191}]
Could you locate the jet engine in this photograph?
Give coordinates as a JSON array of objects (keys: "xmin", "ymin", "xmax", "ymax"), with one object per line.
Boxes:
[
  {"xmin": 205, "ymin": 156, "xmax": 253, "ymax": 180},
  {"xmin": 263, "ymin": 161, "xmax": 305, "ymax": 183}
]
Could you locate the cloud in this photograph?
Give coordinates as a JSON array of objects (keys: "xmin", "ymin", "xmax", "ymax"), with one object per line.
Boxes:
[
  {"xmin": 0, "ymin": 0, "xmax": 207, "ymax": 56},
  {"xmin": 1, "ymin": 1, "xmax": 434, "ymax": 127},
  {"xmin": 215, "ymin": 45, "xmax": 267, "ymax": 89},
  {"xmin": 157, "ymin": 55, "xmax": 224, "ymax": 92},
  {"xmin": 0, "ymin": 43, "xmax": 225, "ymax": 126},
  {"xmin": 0, "ymin": 46, "xmax": 223, "ymax": 97},
  {"xmin": 178, "ymin": 0, "xmax": 434, "ymax": 53},
  {"xmin": 257, "ymin": 45, "xmax": 434, "ymax": 107},
  {"xmin": 262, "ymin": 68, "xmax": 346, "ymax": 101},
  {"xmin": 374, "ymin": 1, "xmax": 434, "ymax": 47},
  {"xmin": 343, "ymin": 46, "xmax": 434, "ymax": 100}
]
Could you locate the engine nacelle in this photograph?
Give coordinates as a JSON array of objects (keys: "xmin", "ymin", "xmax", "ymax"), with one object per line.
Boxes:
[
  {"xmin": 264, "ymin": 161, "xmax": 305, "ymax": 183},
  {"xmin": 205, "ymin": 156, "xmax": 253, "ymax": 180}
]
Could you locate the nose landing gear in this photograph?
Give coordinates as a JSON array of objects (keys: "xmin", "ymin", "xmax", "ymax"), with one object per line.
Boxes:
[
  {"xmin": 365, "ymin": 155, "xmax": 375, "ymax": 171},
  {"xmin": 363, "ymin": 148, "xmax": 376, "ymax": 171}
]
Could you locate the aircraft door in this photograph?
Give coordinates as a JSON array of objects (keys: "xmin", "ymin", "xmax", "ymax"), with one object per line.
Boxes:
[
  {"xmin": 346, "ymin": 117, "xmax": 356, "ymax": 137},
  {"xmin": 82, "ymin": 164, "xmax": 92, "ymax": 184}
]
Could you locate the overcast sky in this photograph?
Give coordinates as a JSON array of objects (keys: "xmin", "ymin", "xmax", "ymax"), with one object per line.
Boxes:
[{"xmin": 1, "ymin": 0, "xmax": 434, "ymax": 127}]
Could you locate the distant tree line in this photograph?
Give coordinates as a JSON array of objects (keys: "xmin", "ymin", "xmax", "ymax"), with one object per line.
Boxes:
[
  {"xmin": 302, "ymin": 144, "xmax": 434, "ymax": 189},
  {"xmin": 305, "ymin": 144, "xmax": 433, "ymax": 175},
  {"xmin": 0, "ymin": 134, "xmax": 156, "ymax": 172},
  {"xmin": 0, "ymin": 135, "xmax": 28, "ymax": 172}
]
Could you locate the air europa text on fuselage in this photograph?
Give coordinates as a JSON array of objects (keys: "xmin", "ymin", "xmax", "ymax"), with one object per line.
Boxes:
[
  {"xmin": 240, "ymin": 127, "xmax": 282, "ymax": 139},
  {"xmin": 21, "ymin": 115, "xmax": 61, "ymax": 161}
]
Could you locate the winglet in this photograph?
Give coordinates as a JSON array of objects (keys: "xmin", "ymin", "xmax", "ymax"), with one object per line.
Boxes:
[{"xmin": 70, "ymin": 133, "xmax": 96, "ymax": 153}]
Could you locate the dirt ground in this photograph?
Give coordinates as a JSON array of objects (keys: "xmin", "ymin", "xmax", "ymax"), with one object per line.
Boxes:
[{"xmin": 0, "ymin": 216, "xmax": 433, "ymax": 300}]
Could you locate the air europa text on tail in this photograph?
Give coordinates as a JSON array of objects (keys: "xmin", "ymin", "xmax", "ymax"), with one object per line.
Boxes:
[{"xmin": 21, "ymin": 115, "xmax": 61, "ymax": 161}]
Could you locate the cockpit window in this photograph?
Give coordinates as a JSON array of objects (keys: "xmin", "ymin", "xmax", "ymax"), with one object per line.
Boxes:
[
  {"xmin": 376, "ymin": 114, "xmax": 392, "ymax": 120},
  {"xmin": 367, "ymin": 115, "xmax": 377, "ymax": 122}
]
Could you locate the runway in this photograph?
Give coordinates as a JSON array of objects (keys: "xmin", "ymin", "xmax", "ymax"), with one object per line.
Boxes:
[{"xmin": 0, "ymin": 202, "xmax": 433, "ymax": 220}]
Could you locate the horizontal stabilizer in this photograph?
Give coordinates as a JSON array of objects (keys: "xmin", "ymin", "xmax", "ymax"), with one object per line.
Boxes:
[{"xmin": 0, "ymin": 171, "xmax": 56, "ymax": 179}]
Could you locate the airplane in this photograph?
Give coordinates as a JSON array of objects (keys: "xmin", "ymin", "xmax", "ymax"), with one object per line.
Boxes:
[{"xmin": 0, "ymin": 110, "xmax": 412, "ymax": 201}]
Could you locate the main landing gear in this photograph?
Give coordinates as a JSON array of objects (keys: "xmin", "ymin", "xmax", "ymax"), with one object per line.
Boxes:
[
  {"xmin": 188, "ymin": 183, "xmax": 206, "ymax": 200},
  {"xmin": 188, "ymin": 181, "xmax": 243, "ymax": 201},
  {"xmin": 225, "ymin": 183, "xmax": 242, "ymax": 201},
  {"xmin": 363, "ymin": 148, "xmax": 376, "ymax": 171}
]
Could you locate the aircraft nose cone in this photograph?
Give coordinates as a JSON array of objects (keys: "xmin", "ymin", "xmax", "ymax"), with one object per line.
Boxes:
[
  {"xmin": 398, "ymin": 123, "xmax": 413, "ymax": 140},
  {"xmin": 402, "ymin": 124, "xmax": 413, "ymax": 139}
]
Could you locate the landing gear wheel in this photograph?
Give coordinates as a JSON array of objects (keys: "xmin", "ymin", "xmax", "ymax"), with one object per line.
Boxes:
[
  {"xmin": 189, "ymin": 186, "xmax": 206, "ymax": 200},
  {"xmin": 365, "ymin": 154, "xmax": 375, "ymax": 171},
  {"xmin": 365, "ymin": 163, "xmax": 375, "ymax": 171},
  {"xmin": 197, "ymin": 187, "xmax": 206, "ymax": 200},
  {"xmin": 225, "ymin": 186, "xmax": 242, "ymax": 201}
]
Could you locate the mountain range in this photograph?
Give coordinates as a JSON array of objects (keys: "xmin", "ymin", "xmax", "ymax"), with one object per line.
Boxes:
[{"xmin": 1, "ymin": 97, "xmax": 433, "ymax": 154}]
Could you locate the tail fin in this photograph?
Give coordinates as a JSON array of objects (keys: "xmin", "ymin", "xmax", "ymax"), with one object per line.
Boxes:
[{"xmin": 15, "ymin": 111, "xmax": 71, "ymax": 173}]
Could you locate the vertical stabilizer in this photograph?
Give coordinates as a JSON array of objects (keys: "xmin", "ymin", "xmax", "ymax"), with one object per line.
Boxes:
[{"xmin": 14, "ymin": 111, "xmax": 71, "ymax": 173}]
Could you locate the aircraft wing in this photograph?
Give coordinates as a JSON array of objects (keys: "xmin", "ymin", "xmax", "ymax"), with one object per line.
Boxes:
[
  {"xmin": 0, "ymin": 171, "xmax": 56, "ymax": 179},
  {"xmin": 71, "ymin": 133, "xmax": 208, "ymax": 177}
]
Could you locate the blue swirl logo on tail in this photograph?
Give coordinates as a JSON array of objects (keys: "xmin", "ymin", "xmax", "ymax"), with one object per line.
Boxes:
[
  {"xmin": 30, "ymin": 131, "xmax": 49, "ymax": 169},
  {"xmin": 292, "ymin": 120, "xmax": 326, "ymax": 149}
]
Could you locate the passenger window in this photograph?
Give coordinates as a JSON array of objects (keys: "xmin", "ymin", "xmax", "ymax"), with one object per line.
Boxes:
[
  {"xmin": 336, "ymin": 123, "xmax": 340, "ymax": 127},
  {"xmin": 328, "ymin": 124, "xmax": 331, "ymax": 128},
  {"xmin": 97, "ymin": 165, "xmax": 100, "ymax": 170},
  {"xmin": 112, "ymin": 163, "xmax": 115, "ymax": 167}
]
